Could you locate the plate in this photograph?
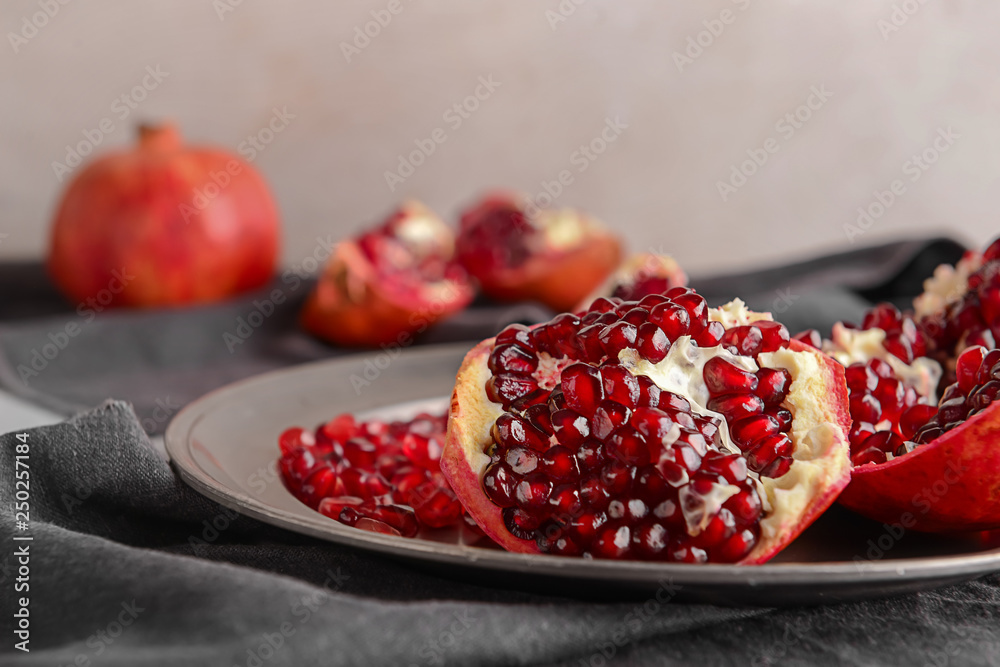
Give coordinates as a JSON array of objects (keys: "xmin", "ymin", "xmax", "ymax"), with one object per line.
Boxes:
[{"xmin": 165, "ymin": 343, "xmax": 1000, "ymax": 606}]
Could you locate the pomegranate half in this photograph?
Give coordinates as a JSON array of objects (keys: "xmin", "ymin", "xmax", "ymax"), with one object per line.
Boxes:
[
  {"xmin": 810, "ymin": 237, "xmax": 1000, "ymax": 531},
  {"xmin": 455, "ymin": 192, "xmax": 623, "ymax": 312},
  {"xmin": 48, "ymin": 124, "xmax": 280, "ymax": 307},
  {"xmin": 301, "ymin": 201, "xmax": 474, "ymax": 347},
  {"xmin": 442, "ymin": 289, "xmax": 852, "ymax": 563}
]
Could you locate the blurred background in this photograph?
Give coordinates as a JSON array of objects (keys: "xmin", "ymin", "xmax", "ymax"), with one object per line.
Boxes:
[{"xmin": 1, "ymin": 0, "xmax": 997, "ymax": 275}]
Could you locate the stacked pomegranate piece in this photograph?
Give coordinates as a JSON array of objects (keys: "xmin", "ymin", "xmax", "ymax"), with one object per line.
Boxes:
[
  {"xmin": 278, "ymin": 411, "xmax": 467, "ymax": 537},
  {"xmin": 443, "ymin": 288, "xmax": 853, "ymax": 563}
]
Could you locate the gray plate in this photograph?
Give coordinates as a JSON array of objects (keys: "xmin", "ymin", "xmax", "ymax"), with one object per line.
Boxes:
[{"xmin": 165, "ymin": 342, "xmax": 1000, "ymax": 606}]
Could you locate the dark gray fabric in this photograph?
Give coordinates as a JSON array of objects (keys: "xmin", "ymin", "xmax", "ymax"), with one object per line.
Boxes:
[{"xmin": 1, "ymin": 402, "xmax": 998, "ymax": 666}]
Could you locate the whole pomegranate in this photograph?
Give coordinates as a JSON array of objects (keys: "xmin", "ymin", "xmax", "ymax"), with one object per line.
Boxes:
[
  {"xmin": 442, "ymin": 289, "xmax": 853, "ymax": 563},
  {"xmin": 48, "ymin": 124, "xmax": 280, "ymax": 307}
]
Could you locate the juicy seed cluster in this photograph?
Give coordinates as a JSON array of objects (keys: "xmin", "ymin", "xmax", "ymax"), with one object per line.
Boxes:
[
  {"xmin": 844, "ymin": 357, "xmax": 927, "ymax": 465},
  {"xmin": 278, "ymin": 411, "xmax": 466, "ymax": 536},
  {"xmin": 919, "ymin": 240, "xmax": 1000, "ymax": 357},
  {"xmin": 911, "ymin": 346, "xmax": 1000, "ymax": 445},
  {"xmin": 860, "ymin": 303, "xmax": 928, "ymax": 364},
  {"xmin": 481, "ymin": 288, "xmax": 796, "ymax": 562}
]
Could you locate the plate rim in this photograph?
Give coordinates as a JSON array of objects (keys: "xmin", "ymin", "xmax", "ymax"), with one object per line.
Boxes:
[{"xmin": 164, "ymin": 343, "xmax": 1000, "ymax": 587}]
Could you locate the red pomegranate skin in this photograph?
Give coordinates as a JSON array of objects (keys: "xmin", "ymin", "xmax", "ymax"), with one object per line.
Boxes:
[
  {"xmin": 47, "ymin": 124, "xmax": 280, "ymax": 308},
  {"xmin": 839, "ymin": 400, "xmax": 1000, "ymax": 531}
]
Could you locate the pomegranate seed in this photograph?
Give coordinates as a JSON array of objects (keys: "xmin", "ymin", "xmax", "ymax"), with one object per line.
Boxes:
[
  {"xmin": 601, "ymin": 364, "xmax": 641, "ymax": 408},
  {"xmin": 636, "ymin": 374, "xmax": 662, "ymax": 408},
  {"xmin": 488, "ymin": 343, "xmax": 539, "ymax": 375},
  {"xmin": 279, "ymin": 427, "xmax": 314, "ymax": 456},
  {"xmin": 495, "ymin": 323, "xmax": 532, "ymax": 347},
  {"xmin": 523, "ymin": 404, "xmax": 554, "ymax": 436},
  {"xmin": 353, "ymin": 517, "xmax": 401, "ymax": 536},
  {"xmin": 486, "ymin": 373, "xmax": 539, "ymax": 406},
  {"xmin": 575, "ymin": 440, "xmax": 604, "ymax": 473},
  {"xmin": 591, "ymin": 525, "xmax": 631, "ymax": 559},
  {"xmin": 868, "ymin": 358, "xmax": 894, "ymax": 379},
  {"xmin": 707, "ymin": 393, "xmax": 764, "ymax": 420},
  {"xmin": 492, "ymin": 413, "xmax": 549, "ymax": 452},
  {"xmin": 850, "ymin": 394, "xmax": 882, "ymax": 424},
  {"xmin": 552, "ymin": 409, "xmax": 590, "ymax": 447},
  {"xmin": 636, "ymin": 322, "xmax": 670, "ymax": 363},
  {"xmin": 542, "ymin": 446, "xmax": 582, "ymax": 481},
  {"xmin": 720, "ymin": 325, "xmax": 763, "ymax": 356},
  {"xmin": 591, "ymin": 400, "xmax": 631, "ymax": 440},
  {"xmin": 632, "ymin": 522, "xmax": 669, "ymax": 559},
  {"xmin": 672, "ymin": 292, "xmax": 708, "ymax": 333},
  {"xmin": 514, "ymin": 476, "xmax": 553, "ymax": 509},
  {"xmin": 561, "ymin": 363, "xmax": 604, "ymax": 415},
  {"xmin": 899, "ymin": 404, "xmax": 938, "ymax": 440},
  {"xmin": 648, "ymin": 302, "xmax": 691, "ymax": 340},
  {"xmin": 863, "ymin": 303, "xmax": 903, "ymax": 331},
  {"xmin": 793, "ymin": 329, "xmax": 822, "ymax": 349},
  {"xmin": 606, "ymin": 426, "xmax": 651, "ymax": 466},
  {"xmin": 765, "ymin": 406, "xmax": 793, "ymax": 432},
  {"xmin": 755, "ymin": 368, "xmax": 792, "ymax": 405},
  {"xmin": 745, "ymin": 434, "xmax": 793, "ymax": 473},
  {"xmin": 852, "ymin": 446, "xmax": 888, "ymax": 466},
  {"xmin": 729, "ymin": 414, "xmax": 780, "ymax": 451},
  {"xmin": 599, "ymin": 322, "xmax": 639, "ymax": 357},
  {"xmin": 703, "ymin": 357, "xmax": 758, "ymax": 394},
  {"xmin": 503, "ymin": 507, "xmax": 541, "ymax": 540},
  {"xmin": 938, "ymin": 397, "xmax": 969, "ymax": 424},
  {"xmin": 845, "ymin": 363, "xmax": 879, "ymax": 393},
  {"xmin": 956, "ymin": 346, "xmax": 988, "ymax": 395},
  {"xmin": 505, "ymin": 447, "xmax": 539, "ymax": 475},
  {"xmin": 695, "ymin": 321, "xmax": 726, "ymax": 347},
  {"xmin": 977, "ymin": 350, "xmax": 1000, "ymax": 385},
  {"xmin": 483, "ymin": 462, "xmax": 516, "ymax": 507},
  {"xmin": 412, "ymin": 485, "xmax": 462, "ymax": 528}
]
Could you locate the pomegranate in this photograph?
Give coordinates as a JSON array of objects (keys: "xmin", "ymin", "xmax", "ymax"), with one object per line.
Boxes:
[
  {"xmin": 300, "ymin": 201, "xmax": 474, "ymax": 347},
  {"xmin": 48, "ymin": 124, "xmax": 280, "ymax": 307},
  {"xmin": 578, "ymin": 253, "xmax": 688, "ymax": 309},
  {"xmin": 278, "ymin": 410, "xmax": 473, "ymax": 536},
  {"xmin": 441, "ymin": 289, "xmax": 853, "ymax": 563},
  {"xmin": 455, "ymin": 192, "xmax": 623, "ymax": 312},
  {"xmin": 814, "ymin": 238, "xmax": 1000, "ymax": 531}
]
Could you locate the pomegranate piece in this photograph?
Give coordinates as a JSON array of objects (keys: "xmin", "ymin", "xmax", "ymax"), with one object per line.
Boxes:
[
  {"xmin": 822, "ymin": 238, "xmax": 1000, "ymax": 532},
  {"xmin": 442, "ymin": 292, "xmax": 853, "ymax": 563},
  {"xmin": 301, "ymin": 201, "xmax": 474, "ymax": 347},
  {"xmin": 279, "ymin": 410, "xmax": 467, "ymax": 536},
  {"xmin": 455, "ymin": 192, "xmax": 622, "ymax": 312},
  {"xmin": 577, "ymin": 253, "xmax": 688, "ymax": 310}
]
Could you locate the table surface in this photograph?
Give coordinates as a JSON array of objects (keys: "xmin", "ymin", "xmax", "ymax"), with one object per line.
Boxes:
[{"xmin": 0, "ymin": 388, "xmax": 61, "ymax": 434}]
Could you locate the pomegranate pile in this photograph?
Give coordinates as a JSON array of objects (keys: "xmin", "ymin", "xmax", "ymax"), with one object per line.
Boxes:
[
  {"xmin": 278, "ymin": 411, "xmax": 469, "ymax": 537},
  {"xmin": 442, "ymin": 288, "xmax": 853, "ymax": 563}
]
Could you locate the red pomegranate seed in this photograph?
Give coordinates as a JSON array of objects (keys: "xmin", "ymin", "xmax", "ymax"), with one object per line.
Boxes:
[
  {"xmin": 793, "ymin": 329, "xmax": 822, "ymax": 349},
  {"xmin": 720, "ymin": 325, "xmax": 763, "ymax": 356},
  {"xmin": 729, "ymin": 415, "xmax": 781, "ymax": 451},
  {"xmin": 899, "ymin": 404, "xmax": 938, "ymax": 440},
  {"xmin": 745, "ymin": 434, "xmax": 793, "ymax": 473},
  {"xmin": 648, "ymin": 302, "xmax": 690, "ymax": 340},
  {"xmin": 542, "ymin": 446, "xmax": 582, "ymax": 481},
  {"xmin": 636, "ymin": 322, "xmax": 670, "ymax": 363},
  {"xmin": 483, "ymin": 462, "xmax": 516, "ymax": 507},
  {"xmin": 850, "ymin": 394, "xmax": 882, "ymax": 424},
  {"xmin": 599, "ymin": 322, "xmax": 639, "ymax": 357},
  {"xmin": 591, "ymin": 400, "xmax": 631, "ymax": 440},
  {"xmin": 845, "ymin": 363, "xmax": 878, "ymax": 393},
  {"xmin": 956, "ymin": 346, "xmax": 987, "ymax": 395},
  {"xmin": 755, "ymin": 368, "xmax": 792, "ymax": 405},
  {"xmin": 601, "ymin": 364, "xmax": 641, "ymax": 408},
  {"xmin": 765, "ymin": 406, "xmax": 793, "ymax": 432},
  {"xmin": 707, "ymin": 393, "xmax": 765, "ymax": 420},
  {"xmin": 562, "ymin": 363, "xmax": 605, "ymax": 414},
  {"xmin": 495, "ymin": 323, "xmax": 532, "ymax": 347},
  {"xmin": 552, "ymin": 409, "xmax": 590, "ymax": 447},
  {"xmin": 606, "ymin": 426, "xmax": 651, "ymax": 466},
  {"xmin": 505, "ymin": 447, "xmax": 539, "ymax": 475},
  {"xmin": 279, "ymin": 427, "xmax": 315, "ymax": 456},
  {"xmin": 492, "ymin": 413, "xmax": 549, "ymax": 452},
  {"xmin": 486, "ymin": 373, "xmax": 539, "ymax": 406},
  {"xmin": 411, "ymin": 484, "xmax": 462, "ymax": 528},
  {"xmin": 704, "ymin": 357, "xmax": 759, "ymax": 394},
  {"xmin": 672, "ymin": 292, "xmax": 708, "ymax": 333},
  {"xmin": 695, "ymin": 321, "xmax": 726, "ymax": 347},
  {"xmin": 488, "ymin": 343, "xmax": 539, "ymax": 375}
]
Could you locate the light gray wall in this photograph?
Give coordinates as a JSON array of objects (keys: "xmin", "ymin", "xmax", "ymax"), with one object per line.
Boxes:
[{"xmin": 1, "ymin": 0, "xmax": 997, "ymax": 276}]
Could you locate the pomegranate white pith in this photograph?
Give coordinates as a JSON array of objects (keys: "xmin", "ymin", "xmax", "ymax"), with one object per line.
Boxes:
[{"xmin": 442, "ymin": 296, "xmax": 852, "ymax": 563}]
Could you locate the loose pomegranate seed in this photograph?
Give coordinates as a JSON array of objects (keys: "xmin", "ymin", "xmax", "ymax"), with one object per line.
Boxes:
[
  {"xmin": 793, "ymin": 329, "xmax": 822, "ymax": 349},
  {"xmin": 278, "ymin": 410, "xmax": 463, "ymax": 536}
]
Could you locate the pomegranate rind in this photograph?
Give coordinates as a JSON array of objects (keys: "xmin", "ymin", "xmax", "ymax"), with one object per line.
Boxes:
[
  {"xmin": 441, "ymin": 338, "xmax": 528, "ymax": 551},
  {"xmin": 442, "ymin": 329, "xmax": 854, "ymax": 563},
  {"xmin": 744, "ymin": 339, "xmax": 853, "ymax": 563},
  {"xmin": 301, "ymin": 238, "xmax": 474, "ymax": 348},
  {"xmin": 839, "ymin": 401, "xmax": 1000, "ymax": 532}
]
